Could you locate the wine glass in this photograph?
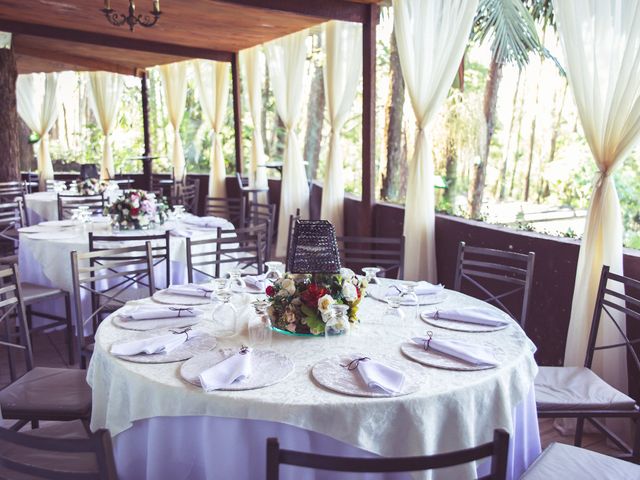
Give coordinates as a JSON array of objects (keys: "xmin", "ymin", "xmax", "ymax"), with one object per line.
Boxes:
[
  {"xmin": 324, "ymin": 304, "xmax": 350, "ymax": 339},
  {"xmin": 383, "ymin": 293, "xmax": 405, "ymax": 330},
  {"xmin": 227, "ymin": 268, "xmax": 247, "ymax": 291},
  {"xmin": 248, "ymin": 299, "xmax": 272, "ymax": 347},
  {"xmin": 264, "ymin": 261, "xmax": 285, "ymax": 284},
  {"xmin": 361, "ymin": 267, "xmax": 381, "ymax": 297},
  {"xmin": 211, "ymin": 283, "xmax": 238, "ymax": 337},
  {"xmin": 399, "ymin": 283, "xmax": 420, "ymax": 321}
]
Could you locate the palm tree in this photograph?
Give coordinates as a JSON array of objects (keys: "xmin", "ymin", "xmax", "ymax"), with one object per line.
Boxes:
[{"xmin": 467, "ymin": 0, "xmax": 553, "ymax": 218}]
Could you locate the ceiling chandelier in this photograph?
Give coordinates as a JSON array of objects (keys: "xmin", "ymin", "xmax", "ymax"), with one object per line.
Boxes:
[{"xmin": 102, "ymin": 1, "xmax": 162, "ymax": 32}]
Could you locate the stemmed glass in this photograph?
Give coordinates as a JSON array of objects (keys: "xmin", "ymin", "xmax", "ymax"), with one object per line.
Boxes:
[
  {"xmin": 399, "ymin": 282, "xmax": 420, "ymax": 321},
  {"xmin": 211, "ymin": 278, "xmax": 238, "ymax": 337},
  {"xmin": 324, "ymin": 304, "xmax": 350, "ymax": 339},
  {"xmin": 228, "ymin": 268, "xmax": 247, "ymax": 291},
  {"xmin": 383, "ymin": 293, "xmax": 405, "ymax": 330},
  {"xmin": 264, "ymin": 261, "xmax": 285, "ymax": 284},
  {"xmin": 362, "ymin": 267, "xmax": 381, "ymax": 297},
  {"xmin": 248, "ymin": 299, "xmax": 272, "ymax": 347}
]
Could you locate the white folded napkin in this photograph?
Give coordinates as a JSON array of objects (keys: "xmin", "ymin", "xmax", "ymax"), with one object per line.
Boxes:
[
  {"xmin": 119, "ymin": 305, "xmax": 202, "ymax": 321},
  {"xmin": 166, "ymin": 284, "xmax": 214, "ymax": 298},
  {"xmin": 355, "ymin": 358, "xmax": 405, "ymax": 395},
  {"xmin": 425, "ymin": 306, "xmax": 510, "ymax": 327},
  {"xmin": 412, "ymin": 336, "xmax": 499, "ymax": 366},
  {"xmin": 199, "ymin": 349, "xmax": 253, "ymax": 391},
  {"xmin": 111, "ymin": 330, "xmax": 202, "ymax": 356},
  {"xmin": 169, "ymin": 229, "xmax": 192, "ymax": 238},
  {"xmin": 181, "ymin": 215, "xmax": 228, "ymax": 229},
  {"xmin": 243, "ymin": 275, "xmax": 266, "ymax": 291},
  {"xmin": 413, "ymin": 281, "xmax": 445, "ymax": 296}
]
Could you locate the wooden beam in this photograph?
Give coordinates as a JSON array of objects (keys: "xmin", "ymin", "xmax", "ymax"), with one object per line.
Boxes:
[
  {"xmin": 214, "ymin": 0, "xmax": 369, "ymax": 23},
  {"xmin": 141, "ymin": 71, "xmax": 153, "ymax": 191},
  {"xmin": 14, "ymin": 43, "xmax": 138, "ymax": 76},
  {"xmin": 231, "ymin": 52, "xmax": 243, "ymax": 176},
  {"xmin": 361, "ymin": 4, "xmax": 377, "ymax": 236},
  {"xmin": 0, "ymin": 19, "xmax": 234, "ymax": 63}
]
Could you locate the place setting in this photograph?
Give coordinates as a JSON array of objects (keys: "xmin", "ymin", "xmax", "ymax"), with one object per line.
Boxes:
[
  {"xmin": 152, "ymin": 283, "xmax": 215, "ymax": 305},
  {"xmin": 367, "ymin": 279, "xmax": 447, "ymax": 306},
  {"xmin": 112, "ymin": 303, "xmax": 207, "ymax": 331},
  {"xmin": 180, "ymin": 345, "xmax": 294, "ymax": 391},
  {"xmin": 420, "ymin": 305, "xmax": 512, "ymax": 332}
]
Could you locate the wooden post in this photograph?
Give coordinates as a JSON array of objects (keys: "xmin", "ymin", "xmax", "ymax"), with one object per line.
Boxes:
[
  {"xmin": 0, "ymin": 46, "xmax": 20, "ymax": 182},
  {"xmin": 231, "ymin": 52, "xmax": 243, "ymax": 177},
  {"xmin": 140, "ymin": 70, "xmax": 152, "ymax": 190},
  {"xmin": 361, "ymin": 4, "xmax": 378, "ymax": 235}
]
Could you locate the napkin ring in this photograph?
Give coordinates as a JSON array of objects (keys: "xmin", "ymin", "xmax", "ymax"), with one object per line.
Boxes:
[
  {"xmin": 239, "ymin": 345, "xmax": 250, "ymax": 355},
  {"xmin": 170, "ymin": 326, "xmax": 192, "ymax": 340},
  {"xmin": 198, "ymin": 287, "xmax": 213, "ymax": 297},
  {"xmin": 432, "ymin": 311, "xmax": 440, "ymax": 320},
  {"xmin": 422, "ymin": 331, "xmax": 434, "ymax": 351},
  {"xmin": 340, "ymin": 357, "xmax": 370, "ymax": 371},
  {"xmin": 169, "ymin": 307, "xmax": 194, "ymax": 317}
]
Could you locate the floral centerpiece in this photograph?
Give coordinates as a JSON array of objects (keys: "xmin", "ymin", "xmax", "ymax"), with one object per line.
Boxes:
[
  {"xmin": 77, "ymin": 177, "xmax": 109, "ymax": 196},
  {"xmin": 107, "ymin": 190, "xmax": 169, "ymax": 230},
  {"xmin": 266, "ymin": 272, "xmax": 367, "ymax": 335}
]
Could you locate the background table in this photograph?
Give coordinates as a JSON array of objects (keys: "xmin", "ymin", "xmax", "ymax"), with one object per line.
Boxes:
[
  {"xmin": 24, "ymin": 192, "xmax": 59, "ymax": 224},
  {"xmin": 88, "ymin": 289, "xmax": 541, "ymax": 480}
]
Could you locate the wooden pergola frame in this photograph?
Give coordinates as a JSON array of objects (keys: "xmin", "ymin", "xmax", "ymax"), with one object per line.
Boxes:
[{"xmin": 0, "ymin": 0, "xmax": 380, "ymax": 233}]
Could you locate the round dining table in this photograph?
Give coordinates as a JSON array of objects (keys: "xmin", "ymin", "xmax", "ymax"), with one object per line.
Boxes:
[{"xmin": 87, "ymin": 285, "xmax": 541, "ymax": 480}]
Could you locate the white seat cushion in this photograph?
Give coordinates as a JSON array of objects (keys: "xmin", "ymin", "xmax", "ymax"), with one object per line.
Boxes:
[
  {"xmin": 521, "ymin": 442, "xmax": 640, "ymax": 480},
  {"xmin": 535, "ymin": 366, "xmax": 636, "ymax": 410}
]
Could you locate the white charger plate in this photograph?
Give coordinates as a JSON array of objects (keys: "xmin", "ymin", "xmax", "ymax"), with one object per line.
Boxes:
[
  {"xmin": 112, "ymin": 331, "xmax": 216, "ymax": 364},
  {"xmin": 420, "ymin": 311, "xmax": 510, "ymax": 333},
  {"xmin": 152, "ymin": 289, "xmax": 212, "ymax": 306},
  {"xmin": 400, "ymin": 341, "xmax": 498, "ymax": 371},
  {"xmin": 311, "ymin": 355, "xmax": 420, "ymax": 398},
  {"xmin": 368, "ymin": 284, "xmax": 447, "ymax": 306},
  {"xmin": 180, "ymin": 349, "xmax": 294, "ymax": 391},
  {"xmin": 112, "ymin": 314, "xmax": 203, "ymax": 331}
]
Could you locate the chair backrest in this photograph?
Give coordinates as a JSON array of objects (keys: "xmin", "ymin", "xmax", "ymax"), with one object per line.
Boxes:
[
  {"xmin": 70, "ymin": 243, "xmax": 155, "ymax": 361},
  {"xmin": 266, "ymin": 429, "xmax": 510, "ymax": 480},
  {"xmin": 285, "ymin": 208, "xmax": 302, "ymax": 262},
  {"xmin": 58, "ymin": 193, "xmax": 106, "ymax": 220},
  {"xmin": 236, "ymin": 172, "xmax": 249, "ymax": 189},
  {"xmin": 205, "ymin": 197, "xmax": 245, "ymax": 228},
  {"xmin": 248, "ymin": 202, "xmax": 276, "ymax": 262},
  {"xmin": 0, "ymin": 426, "xmax": 118, "ymax": 480},
  {"xmin": 175, "ymin": 178, "xmax": 200, "ymax": 215},
  {"xmin": 0, "ymin": 201, "xmax": 25, "ymax": 257},
  {"xmin": 186, "ymin": 223, "xmax": 266, "ymax": 282},
  {"xmin": 336, "ymin": 235, "xmax": 405, "ymax": 279},
  {"xmin": 585, "ymin": 265, "xmax": 640, "ymax": 376},
  {"xmin": 89, "ymin": 231, "xmax": 171, "ymax": 290},
  {"xmin": 0, "ymin": 183, "xmax": 28, "ymax": 226},
  {"xmin": 454, "ymin": 241, "xmax": 535, "ymax": 328},
  {"xmin": 0, "ymin": 263, "xmax": 32, "ymax": 381}
]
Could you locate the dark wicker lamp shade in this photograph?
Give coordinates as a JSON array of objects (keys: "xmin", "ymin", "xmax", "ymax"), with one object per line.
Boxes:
[{"xmin": 286, "ymin": 220, "xmax": 342, "ymax": 274}]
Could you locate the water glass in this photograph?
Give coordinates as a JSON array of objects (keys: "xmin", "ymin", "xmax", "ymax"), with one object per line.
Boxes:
[
  {"xmin": 248, "ymin": 299, "xmax": 272, "ymax": 347},
  {"xmin": 399, "ymin": 283, "xmax": 420, "ymax": 321},
  {"xmin": 383, "ymin": 294, "xmax": 405, "ymax": 329},
  {"xmin": 264, "ymin": 261, "xmax": 285, "ymax": 284},
  {"xmin": 227, "ymin": 268, "xmax": 247, "ymax": 290},
  {"xmin": 211, "ymin": 289, "xmax": 238, "ymax": 337}
]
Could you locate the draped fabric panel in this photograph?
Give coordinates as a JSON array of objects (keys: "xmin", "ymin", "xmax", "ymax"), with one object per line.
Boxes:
[
  {"xmin": 553, "ymin": 0, "xmax": 640, "ymax": 398},
  {"xmin": 241, "ymin": 47, "xmax": 269, "ymax": 203},
  {"xmin": 266, "ymin": 31, "xmax": 309, "ymax": 257},
  {"xmin": 194, "ymin": 60, "xmax": 230, "ymax": 197},
  {"xmin": 159, "ymin": 62, "xmax": 189, "ymax": 181},
  {"xmin": 393, "ymin": 0, "xmax": 477, "ymax": 282},
  {"xmin": 16, "ymin": 73, "xmax": 59, "ymax": 189},
  {"xmin": 87, "ymin": 71, "xmax": 123, "ymax": 180},
  {"xmin": 320, "ymin": 21, "xmax": 362, "ymax": 237}
]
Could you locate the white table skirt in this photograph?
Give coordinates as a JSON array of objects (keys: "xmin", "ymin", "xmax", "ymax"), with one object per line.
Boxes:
[
  {"xmin": 24, "ymin": 192, "xmax": 59, "ymax": 224},
  {"xmin": 111, "ymin": 387, "xmax": 539, "ymax": 480}
]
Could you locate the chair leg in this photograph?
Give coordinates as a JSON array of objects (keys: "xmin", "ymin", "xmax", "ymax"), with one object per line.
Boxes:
[
  {"xmin": 633, "ymin": 417, "xmax": 640, "ymax": 464},
  {"xmin": 63, "ymin": 293, "xmax": 74, "ymax": 366},
  {"xmin": 575, "ymin": 417, "xmax": 585, "ymax": 447},
  {"xmin": 31, "ymin": 419, "xmax": 39, "ymax": 429}
]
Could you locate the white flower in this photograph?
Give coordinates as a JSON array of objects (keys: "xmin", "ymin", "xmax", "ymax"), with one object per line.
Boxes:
[
  {"xmin": 281, "ymin": 278, "xmax": 296, "ymax": 295},
  {"xmin": 342, "ymin": 282, "xmax": 358, "ymax": 302},
  {"xmin": 340, "ymin": 268, "xmax": 355, "ymax": 280},
  {"xmin": 317, "ymin": 294, "xmax": 334, "ymax": 316}
]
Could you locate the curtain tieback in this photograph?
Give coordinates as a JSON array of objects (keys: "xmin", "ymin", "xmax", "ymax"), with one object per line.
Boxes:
[{"xmin": 595, "ymin": 170, "xmax": 612, "ymax": 189}]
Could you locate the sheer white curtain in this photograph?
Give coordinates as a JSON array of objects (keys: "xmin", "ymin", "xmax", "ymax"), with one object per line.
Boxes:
[
  {"xmin": 266, "ymin": 31, "xmax": 309, "ymax": 257},
  {"xmin": 553, "ymin": 0, "xmax": 640, "ymax": 396},
  {"xmin": 159, "ymin": 62, "xmax": 188, "ymax": 181},
  {"xmin": 194, "ymin": 60, "xmax": 230, "ymax": 197},
  {"xmin": 16, "ymin": 73, "xmax": 59, "ymax": 188},
  {"xmin": 241, "ymin": 47, "xmax": 269, "ymax": 201},
  {"xmin": 393, "ymin": 0, "xmax": 477, "ymax": 282},
  {"xmin": 87, "ymin": 71, "xmax": 123, "ymax": 180},
  {"xmin": 320, "ymin": 21, "xmax": 362, "ymax": 237}
]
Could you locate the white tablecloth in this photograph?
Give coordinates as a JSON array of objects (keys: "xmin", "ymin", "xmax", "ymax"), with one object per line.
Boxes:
[
  {"xmin": 88, "ymin": 290, "xmax": 541, "ymax": 480},
  {"xmin": 24, "ymin": 192, "xmax": 58, "ymax": 224}
]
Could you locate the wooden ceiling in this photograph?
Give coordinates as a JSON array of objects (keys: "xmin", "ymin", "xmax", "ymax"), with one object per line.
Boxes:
[{"xmin": 0, "ymin": 0, "xmax": 381, "ymax": 77}]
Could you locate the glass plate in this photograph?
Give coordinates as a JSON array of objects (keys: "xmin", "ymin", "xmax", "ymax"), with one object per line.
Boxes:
[{"xmin": 270, "ymin": 326, "xmax": 320, "ymax": 337}]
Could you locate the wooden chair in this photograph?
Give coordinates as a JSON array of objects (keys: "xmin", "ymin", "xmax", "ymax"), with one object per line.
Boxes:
[
  {"xmin": 186, "ymin": 223, "xmax": 267, "ymax": 282},
  {"xmin": 454, "ymin": 241, "xmax": 535, "ymax": 328},
  {"xmin": 205, "ymin": 197, "xmax": 245, "ymax": 228},
  {"xmin": 266, "ymin": 429, "xmax": 510, "ymax": 480},
  {"xmin": 535, "ymin": 265, "xmax": 640, "ymax": 462},
  {"xmin": 0, "ymin": 422, "xmax": 118, "ymax": 479},
  {"xmin": 58, "ymin": 193, "xmax": 106, "ymax": 220},
  {"xmin": 0, "ymin": 264, "xmax": 92, "ymax": 431},
  {"xmin": 247, "ymin": 201, "xmax": 276, "ymax": 262},
  {"xmin": 336, "ymin": 235, "xmax": 405, "ymax": 279},
  {"xmin": 89, "ymin": 231, "xmax": 171, "ymax": 290},
  {"xmin": 71, "ymin": 242, "xmax": 155, "ymax": 368}
]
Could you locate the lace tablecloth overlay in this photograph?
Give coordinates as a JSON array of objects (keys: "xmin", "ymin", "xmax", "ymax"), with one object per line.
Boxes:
[{"xmin": 88, "ymin": 289, "xmax": 538, "ymax": 479}]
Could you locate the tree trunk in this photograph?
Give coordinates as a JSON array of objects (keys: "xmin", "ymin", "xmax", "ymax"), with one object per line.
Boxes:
[
  {"xmin": 444, "ymin": 134, "xmax": 457, "ymax": 208},
  {"xmin": 303, "ymin": 33, "xmax": 325, "ymax": 181},
  {"xmin": 537, "ymin": 80, "xmax": 568, "ymax": 201},
  {"xmin": 380, "ymin": 27, "xmax": 406, "ymax": 202},
  {"xmin": 508, "ymin": 83, "xmax": 526, "ymax": 197},
  {"xmin": 496, "ymin": 71, "xmax": 521, "ymax": 200},
  {"xmin": 18, "ymin": 119, "xmax": 33, "ymax": 172},
  {"xmin": 469, "ymin": 56, "xmax": 503, "ymax": 219},
  {"xmin": 0, "ymin": 47, "xmax": 20, "ymax": 182},
  {"xmin": 262, "ymin": 66, "xmax": 271, "ymax": 157}
]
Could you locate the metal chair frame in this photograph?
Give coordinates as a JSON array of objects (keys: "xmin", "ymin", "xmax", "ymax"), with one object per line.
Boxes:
[
  {"xmin": 537, "ymin": 265, "xmax": 640, "ymax": 462},
  {"xmin": 70, "ymin": 243, "xmax": 155, "ymax": 368},
  {"xmin": 454, "ymin": 241, "xmax": 535, "ymax": 328},
  {"xmin": 186, "ymin": 223, "xmax": 266, "ymax": 282},
  {"xmin": 266, "ymin": 429, "xmax": 510, "ymax": 480},
  {"xmin": 247, "ymin": 201, "xmax": 275, "ymax": 262},
  {"xmin": 0, "ymin": 182, "xmax": 28, "ymax": 226},
  {"xmin": 173, "ymin": 177, "xmax": 200, "ymax": 214},
  {"xmin": 336, "ymin": 235, "xmax": 405, "ymax": 279},
  {"xmin": 57, "ymin": 193, "xmax": 106, "ymax": 220},
  {"xmin": 205, "ymin": 196, "xmax": 246, "ymax": 228},
  {"xmin": 0, "ymin": 201, "xmax": 25, "ymax": 258}
]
